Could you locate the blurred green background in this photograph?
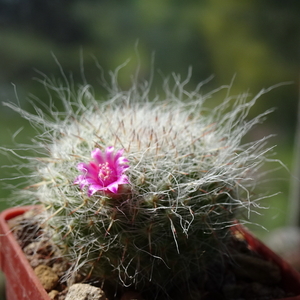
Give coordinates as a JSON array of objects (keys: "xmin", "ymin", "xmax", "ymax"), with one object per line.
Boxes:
[
  {"xmin": 0, "ymin": 0, "xmax": 299, "ymax": 239},
  {"xmin": 0, "ymin": 1, "xmax": 300, "ymax": 298}
]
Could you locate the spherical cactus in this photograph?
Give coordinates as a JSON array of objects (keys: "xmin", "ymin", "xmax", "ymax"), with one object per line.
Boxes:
[{"xmin": 5, "ymin": 70, "xmax": 275, "ymax": 298}]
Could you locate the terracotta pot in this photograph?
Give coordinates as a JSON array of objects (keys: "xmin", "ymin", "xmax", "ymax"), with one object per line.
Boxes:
[
  {"xmin": 0, "ymin": 206, "xmax": 49, "ymax": 300},
  {"xmin": 1, "ymin": 206, "xmax": 300, "ymax": 300}
]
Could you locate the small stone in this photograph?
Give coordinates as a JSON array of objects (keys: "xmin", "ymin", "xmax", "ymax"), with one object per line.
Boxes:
[
  {"xmin": 48, "ymin": 290, "xmax": 59, "ymax": 299},
  {"xmin": 65, "ymin": 283, "xmax": 107, "ymax": 300},
  {"xmin": 34, "ymin": 264, "xmax": 59, "ymax": 292}
]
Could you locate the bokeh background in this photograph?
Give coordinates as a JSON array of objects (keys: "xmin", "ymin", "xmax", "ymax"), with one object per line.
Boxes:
[{"xmin": 0, "ymin": 1, "xmax": 300, "ymax": 297}]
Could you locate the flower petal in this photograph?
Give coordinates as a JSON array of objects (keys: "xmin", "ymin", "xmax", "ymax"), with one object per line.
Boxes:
[
  {"xmin": 116, "ymin": 174, "xmax": 129, "ymax": 185},
  {"xmin": 105, "ymin": 146, "xmax": 115, "ymax": 163},
  {"xmin": 107, "ymin": 182, "xmax": 119, "ymax": 194},
  {"xmin": 91, "ymin": 148, "xmax": 105, "ymax": 164},
  {"xmin": 113, "ymin": 149, "xmax": 125, "ymax": 162},
  {"xmin": 88, "ymin": 184, "xmax": 106, "ymax": 196}
]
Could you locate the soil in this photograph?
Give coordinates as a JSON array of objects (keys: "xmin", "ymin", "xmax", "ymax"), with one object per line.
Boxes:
[{"xmin": 7, "ymin": 208, "xmax": 297, "ymax": 300}]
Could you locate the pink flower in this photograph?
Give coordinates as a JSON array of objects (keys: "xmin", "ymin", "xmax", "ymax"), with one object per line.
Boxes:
[{"xmin": 74, "ymin": 147, "xmax": 129, "ymax": 196}]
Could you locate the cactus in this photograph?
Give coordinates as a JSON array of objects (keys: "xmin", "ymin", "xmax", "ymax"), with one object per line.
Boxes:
[{"xmin": 4, "ymin": 69, "xmax": 275, "ymax": 298}]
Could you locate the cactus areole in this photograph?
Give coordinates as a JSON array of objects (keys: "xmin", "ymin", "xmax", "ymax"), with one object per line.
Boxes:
[{"xmin": 3, "ymin": 70, "xmax": 280, "ymax": 297}]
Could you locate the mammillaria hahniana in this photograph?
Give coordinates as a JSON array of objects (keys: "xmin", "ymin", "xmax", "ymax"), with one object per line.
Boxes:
[{"xmin": 3, "ymin": 68, "xmax": 277, "ymax": 298}]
